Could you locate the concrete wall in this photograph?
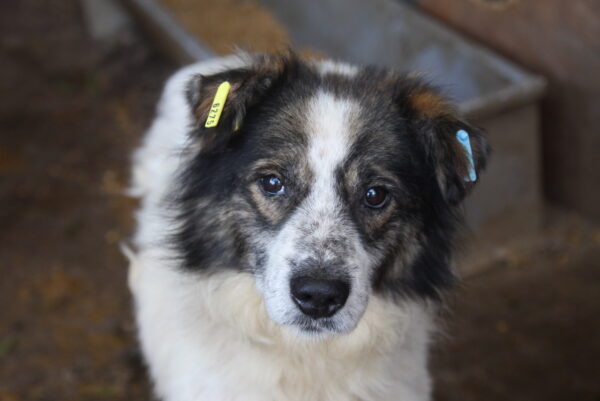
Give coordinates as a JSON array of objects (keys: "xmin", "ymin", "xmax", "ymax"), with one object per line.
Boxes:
[{"xmin": 416, "ymin": 0, "xmax": 600, "ymax": 220}]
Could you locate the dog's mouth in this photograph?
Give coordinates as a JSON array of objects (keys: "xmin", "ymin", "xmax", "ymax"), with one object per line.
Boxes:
[{"xmin": 291, "ymin": 315, "xmax": 341, "ymax": 334}]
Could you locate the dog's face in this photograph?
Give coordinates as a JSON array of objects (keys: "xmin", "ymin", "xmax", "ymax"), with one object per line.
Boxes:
[{"xmin": 176, "ymin": 55, "xmax": 488, "ymax": 335}]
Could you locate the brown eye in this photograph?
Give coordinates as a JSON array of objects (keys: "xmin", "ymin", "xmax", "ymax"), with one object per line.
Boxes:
[
  {"xmin": 364, "ymin": 186, "xmax": 389, "ymax": 208},
  {"xmin": 259, "ymin": 175, "xmax": 285, "ymax": 196}
]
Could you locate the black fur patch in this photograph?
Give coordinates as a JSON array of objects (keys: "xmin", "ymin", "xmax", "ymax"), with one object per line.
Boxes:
[{"xmin": 172, "ymin": 53, "xmax": 489, "ymax": 301}]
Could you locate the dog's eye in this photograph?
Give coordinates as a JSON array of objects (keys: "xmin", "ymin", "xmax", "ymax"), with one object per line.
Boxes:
[
  {"xmin": 259, "ymin": 175, "xmax": 285, "ymax": 196},
  {"xmin": 364, "ymin": 186, "xmax": 389, "ymax": 208}
]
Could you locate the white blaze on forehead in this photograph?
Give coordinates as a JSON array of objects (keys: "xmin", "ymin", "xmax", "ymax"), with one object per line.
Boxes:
[
  {"xmin": 302, "ymin": 90, "xmax": 359, "ymax": 239},
  {"xmin": 306, "ymin": 91, "xmax": 357, "ymax": 172}
]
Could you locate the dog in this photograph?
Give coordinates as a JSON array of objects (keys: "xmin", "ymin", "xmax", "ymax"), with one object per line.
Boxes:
[{"xmin": 127, "ymin": 53, "xmax": 489, "ymax": 401}]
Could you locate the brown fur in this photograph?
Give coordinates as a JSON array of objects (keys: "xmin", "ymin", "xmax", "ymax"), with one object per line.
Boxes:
[{"xmin": 409, "ymin": 90, "xmax": 453, "ymax": 119}]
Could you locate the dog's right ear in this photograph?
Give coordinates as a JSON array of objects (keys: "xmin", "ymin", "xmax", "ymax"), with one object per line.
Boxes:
[{"xmin": 185, "ymin": 55, "xmax": 288, "ymax": 152}]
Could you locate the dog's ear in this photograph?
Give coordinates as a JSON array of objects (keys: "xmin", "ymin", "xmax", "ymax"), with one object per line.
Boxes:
[
  {"xmin": 404, "ymin": 82, "xmax": 490, "ymax": 205},
  {"xmin": 185, "ymin": 55, "xmax": 288, "ymax": 152}
]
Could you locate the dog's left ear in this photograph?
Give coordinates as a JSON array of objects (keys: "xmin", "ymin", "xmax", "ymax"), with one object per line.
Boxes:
[
  {"xmin": 405, "ymin": 83, "xmax": 490, "ymax": 205},
  {"xmin": 185, "ymin": 55, "xmax": 288, "ymax": 152}
]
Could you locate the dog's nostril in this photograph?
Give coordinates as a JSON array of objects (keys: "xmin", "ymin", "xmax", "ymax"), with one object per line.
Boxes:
[
  {"xmin": 290, "ymin": 276, "xmax": 350, "ymax": 319},
  {"xmin": 296, "ymin": 291, "xmax": 313, "ymax": 302}
]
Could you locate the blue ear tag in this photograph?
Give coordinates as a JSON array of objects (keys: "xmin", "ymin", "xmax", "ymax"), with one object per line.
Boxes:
[{"xmin": 456, "ymin": 129, "xmax": 477, "ymax": 182}]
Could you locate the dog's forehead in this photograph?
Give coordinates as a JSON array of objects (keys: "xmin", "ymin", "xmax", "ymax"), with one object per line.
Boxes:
[
  {"xmin": 298, "ymin": 90, "xmax": 406, "ymax": 177},
  {"xmin": 304, "ymin": 90, "xmax": 360, "ymax": 173},
  {"xmin": 249, "ymin": 65, "xmax": 409, "ymax": 175}
]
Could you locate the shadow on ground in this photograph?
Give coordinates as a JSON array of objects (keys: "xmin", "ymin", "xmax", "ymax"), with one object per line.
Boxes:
[{"xmin": 0, "ymin": 1, "xmax": 598, "ymax": 400}]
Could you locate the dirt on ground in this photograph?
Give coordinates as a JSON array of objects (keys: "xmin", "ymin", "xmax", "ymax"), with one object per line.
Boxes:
[
  {"xmin": 431, "ymin": 213, "xmax": 600, "ymax": 401},
  {"xmin": 158, "ymin": 0, "xmax": 326, "ymax": 60},
  {"xmin": 0, "ymin": 1, "xmax": 599, "ymax": 401},
  {"xmin": 159, "ymin": 0, "xmax": 290, "ymax": 54},
  {"xmin": 0, "ymin": 1, "xmax": 172, "ymax": 399}
]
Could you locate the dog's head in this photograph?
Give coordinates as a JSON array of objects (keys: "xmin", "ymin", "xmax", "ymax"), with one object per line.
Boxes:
[{"xmin": 174, "ymin": 54, "xmax": 489, "ymax": 335}]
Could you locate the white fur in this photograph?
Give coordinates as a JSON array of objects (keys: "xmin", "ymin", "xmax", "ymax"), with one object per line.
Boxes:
[{"xmin": 129, "ymin": 56, "xmax": 435, "ymax": 401}]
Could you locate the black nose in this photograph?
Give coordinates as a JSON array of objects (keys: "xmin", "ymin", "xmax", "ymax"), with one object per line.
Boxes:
[{"xmin": 290, "ymin": 276, "xmax": 350, "ymax": 319}]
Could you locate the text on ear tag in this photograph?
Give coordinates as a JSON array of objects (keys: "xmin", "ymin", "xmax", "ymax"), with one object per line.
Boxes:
[
  {"xmin": 205, "ymin": 81, "xmax": 231, "ymax": 128},
  {"xmin": 456, "ymin": 129, "xmax": 477, "ymax": 182}
]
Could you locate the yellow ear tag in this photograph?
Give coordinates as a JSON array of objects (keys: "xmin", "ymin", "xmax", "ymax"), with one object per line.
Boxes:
[{"xmin": 204, "ymin": 81, "xmax": 231, "ymax": 128}]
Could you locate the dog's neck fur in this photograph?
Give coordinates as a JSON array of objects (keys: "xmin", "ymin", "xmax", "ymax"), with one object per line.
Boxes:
[{"xmin": 129, "ymin": 249, "xmax": 434, "ymax": 401}]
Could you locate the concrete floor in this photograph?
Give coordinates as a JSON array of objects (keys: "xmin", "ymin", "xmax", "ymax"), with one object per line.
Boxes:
[{"xmin": 1, "ymin": 1, "xmax": 599, "ymax": 400}]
